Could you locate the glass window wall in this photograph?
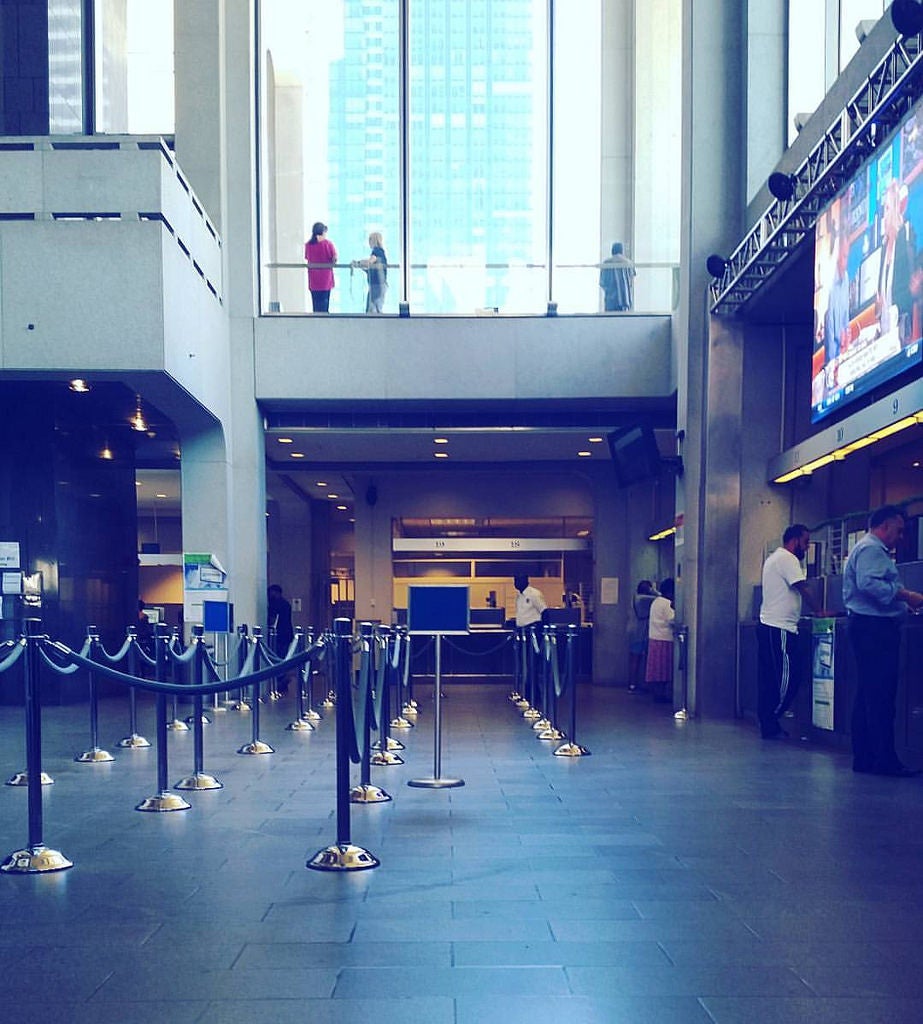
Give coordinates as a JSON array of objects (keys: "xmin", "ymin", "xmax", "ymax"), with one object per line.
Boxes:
[{"xmin": 258, "ymin": 0, "xmax": 680, "ymax": 316}]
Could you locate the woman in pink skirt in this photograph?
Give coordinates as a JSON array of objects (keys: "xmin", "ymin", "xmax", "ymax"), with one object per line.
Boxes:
[{"xmin": 645, "ymin": 577, "xmax": 675, "ymax": 704}]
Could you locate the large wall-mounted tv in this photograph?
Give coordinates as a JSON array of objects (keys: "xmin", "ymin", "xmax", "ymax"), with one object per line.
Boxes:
[
  {"xmin": 812, "ymin": 102, "xmax": 923, "ymax": 423},
  {"xmin": 607, "ymin": 426, "xmax": 662, "ymax": 488}
]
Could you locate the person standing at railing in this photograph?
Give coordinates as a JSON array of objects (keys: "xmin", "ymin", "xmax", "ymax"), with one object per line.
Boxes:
[
  {"xmin": 352, "ymin": 232, "xmax": 389, "ymax": 314},
  {"xmin": 599, "ymin": 241, "xmax": 636, "ymax": 311},
  {"xmin": 514, "ymin": 574, "xmax": 547, "ymax": 630},
  {"xmin": 304, "ymin": 222, "xmax": 338, "ymax": 313}
]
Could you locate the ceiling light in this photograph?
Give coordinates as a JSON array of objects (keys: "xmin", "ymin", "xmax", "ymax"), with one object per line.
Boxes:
[
  {"xmin": 434, "ymin": 452, "xmax": 449, "ymax": 458},
  {"xmin": 316, "ymin": 481, "xmax": 328, "ymax": 487},
  {"xmin": 577, "ymin": 450, "xmax": 592, "ymax": 457},
  {"xmin": 277, "ymin": 437, "xmax": 294, "ymax": 444},
  {"xmin": 156, "ymin": 493, "xmax": 167, "ymax": 499},
  {"xmin": 130, "ymin": 395, "xmax": 147, "ymax": 432},
  {"xmin": 588, "ymin": 436, "xmax": 603, "ymax": 443},
  {"xmin": 433, "ymin": 437, "xmax": 449, "ymax": 444},
  {"xmin": 327, "ymin": 493, "xmax": 339, "ymax": 499},
  {"xmin": 69, "ymin": 378, "xmax": 90, "ymax": 393},
  {"xmin": 336, "ymin": 504, "xmax": 347, "ymax": 511},
  {"xmin": 99, "ymin": 444, "xmax": 114, "ymax": 461},
  {"xmin": 648, "ymin": 526, "xmax": 677, "ymax": 542},
  {"xmin": 290, "ymin": 452, "xmax": 305, "ymax": 459}
]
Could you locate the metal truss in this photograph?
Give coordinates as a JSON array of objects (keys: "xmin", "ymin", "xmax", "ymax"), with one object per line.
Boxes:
[{"xmin": 710, "ymin": 32, "xmax": 923, "ymax": 316}]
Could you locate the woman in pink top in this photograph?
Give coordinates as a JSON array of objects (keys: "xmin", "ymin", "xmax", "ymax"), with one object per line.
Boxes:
[{"xmin": 304, "ymin": 222, "xmax": 337, "ymax": 313}]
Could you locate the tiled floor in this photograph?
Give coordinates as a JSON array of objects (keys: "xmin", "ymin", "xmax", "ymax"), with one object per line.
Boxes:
[{"xmin": 1, "ymin": 683, "xmax": 922, "ymax": 1023}]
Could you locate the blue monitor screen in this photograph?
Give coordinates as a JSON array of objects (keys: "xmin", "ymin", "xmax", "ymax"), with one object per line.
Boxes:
[
  {"xmin": 407, "ymin": 585, "xmax": 470, "ymax": 634},
  {"xmin": 812, "ymin": 102, "xmax": 923, "ymax": 423}
]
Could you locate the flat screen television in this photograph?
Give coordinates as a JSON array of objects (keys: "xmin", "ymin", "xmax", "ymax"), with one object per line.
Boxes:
[
  {"xmin": 607, "ymin": 426, "xmax": 662, "ymax": 488},
  {"xmin": 811, "ymin": 101, "xmax": 923, "ymax": 423}
]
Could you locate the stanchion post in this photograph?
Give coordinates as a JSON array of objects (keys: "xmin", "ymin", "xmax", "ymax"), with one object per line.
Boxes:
[
  {"xmin": 371, "ymin": 626, "xmax": 403, "ymax": 762},
  {"xmin": 288, "ymin": 628, "xmax": 314, "ymax": 731},
  {"xmin": 352, "ymin": 623, "xmax": 392, "ymax": 803},
  {"xmin": 308, "ymin": 618, "xmax": 380, "ymax": 870},
  {"xmin": 674, "ymin": 625, "xmax": 690, "ymax": 721},
  {"xmin": 554, "ymin": 624, "xmax": 590, "ymax": 757},
  {"xmin": 166, "ymin": 626, "xmax": 189, "ymax": 731},
  {"xmin": 176, "ymin": 626, "xmax": 222, "ymax": 790},
  {"xmin": 303, "ymin": 627, "xmax": 322, "ymax": 723},
  {"xmin": 238, "ymin": 627, "xmax": 273, "ymax": 754},
  {"xmin": 1, "ymin": 619, "xmax": 73, "ymax": 873},
  {"xmin": 75, "ymin": 626, "xmax": 115, "ymax": 763},
  {"xmin": 537, "ymin": 626, "xmax": 565, "ymax": 741},
  {"xmin": 118, "ymin": 626, "xmax": 151, "ymax": 748}
]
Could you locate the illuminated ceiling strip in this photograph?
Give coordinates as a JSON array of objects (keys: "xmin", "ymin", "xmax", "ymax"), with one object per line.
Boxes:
[
  {"xmin": 772, "ymin": 412, "xmax": 923, "ymax": 484},
  {"xmin": 647, "ymin": 526, "xmax": 676, "ymax": 542}
]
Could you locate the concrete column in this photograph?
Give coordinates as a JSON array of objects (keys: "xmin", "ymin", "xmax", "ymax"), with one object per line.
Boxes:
[
  {"xmin": 675, "ymin": 0, "xmax": 747, "ymax": 718},
  {"xmin": 172, "ymin": 0, "xmax": 266, "ymax": 631}
]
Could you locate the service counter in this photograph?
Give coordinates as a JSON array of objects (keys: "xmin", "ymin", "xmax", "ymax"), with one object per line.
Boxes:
[
  {"xmin": 739, "ymin": 616, "xmax": 923, "ymax": 764},
  {"xmin": 407, "ymin": 626, "xmax": 593, "ymax": 682}
]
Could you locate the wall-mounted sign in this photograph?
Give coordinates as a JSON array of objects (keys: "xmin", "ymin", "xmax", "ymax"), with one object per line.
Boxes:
[{"xmin": 0, "ymin": 542, "xmax": 20, "ymax": 569}]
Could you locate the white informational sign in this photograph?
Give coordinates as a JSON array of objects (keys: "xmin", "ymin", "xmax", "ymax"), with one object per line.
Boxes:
[
  {"xmin": 600, "ymin": 577, "xmax": 619, "ymax": 605},
  {"xmin": 811, "ymin": 617, "xmax": 836, "ymax": 731},
  {"xmin": 0, "ymin": 542, "xmax": 20, "ymax": 569},
  {"xmin": 183, "ymin": 553, "xmax": 229, "ymax": 626}
]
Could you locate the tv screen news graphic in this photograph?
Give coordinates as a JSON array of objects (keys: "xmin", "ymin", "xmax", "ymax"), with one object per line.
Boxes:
[
  {"xmin": 812, "ymin": 100, "xmax": 923, "ymax": 423},
  {"xmin": 606, "ymin": 426, "xmax": 662, "ymax": 488}
]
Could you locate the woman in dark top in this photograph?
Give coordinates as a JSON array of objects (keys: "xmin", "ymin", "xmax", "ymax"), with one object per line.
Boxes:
[{"xmin": 355, "ymin": 231, "xmax": 388, "ymax": 313}]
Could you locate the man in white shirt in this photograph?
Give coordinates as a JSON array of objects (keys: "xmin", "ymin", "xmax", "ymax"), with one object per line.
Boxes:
[
  {"xmin": 514, "ymin": 574, "xmax": 547, "ymax": 629},
  {"xmin": 757, "ymin": 524, "xmax": 821, "ymax": 739}
]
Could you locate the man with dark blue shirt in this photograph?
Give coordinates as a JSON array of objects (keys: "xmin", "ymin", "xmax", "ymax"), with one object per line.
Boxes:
[{"xmin": 843, "ymin": 505, "xmax": 923, "ymax": 776}]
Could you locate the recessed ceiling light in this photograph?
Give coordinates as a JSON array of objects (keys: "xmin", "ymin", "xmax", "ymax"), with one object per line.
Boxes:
[
  {"xmin": 588, "ymin": 436, "xmax": 604, "ymax": 443},
  {"xmin": 156, "ymin": 493, "xmax": 167, "ymax": 498},
  {"xmin": 327, "ymin": 493, "xmax": 339, "ymax": 499},
  {"xmin": 316, "ymin": 481, "xmax": 328, "ymax": 487},
  {"xmin": 433, "ymin": 437, "xmax": 449, "ymax": 444},
  {"xmin": 68, "ymin": 378, "xmax": 90, "ymax": 393},
  {"xmin": 336, "ymin": 504, "xmax": 347, "ymax": 510},
  {"xmin": 577, "ymin": 451, "xmax": 592, "ymax": 457},
  {"xmin": 290, "ymin": 452, "xmax": 305, "ymax": 459},
  {"xmin": 277, "ymin": 437, "xmax": 294, "ymax": 444},
  {"xmin": 434, "ymin": 452, "xmax": 449, "ymax": 459}
]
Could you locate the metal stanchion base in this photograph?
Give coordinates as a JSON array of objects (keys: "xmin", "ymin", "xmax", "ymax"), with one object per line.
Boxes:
[
  {"xmin": 403, "ymin": 700, "xmax": 419, "ymax": 714},
  {"xmin": 287, "ymin": 718, "xmax": 315, "ymax": 731},
  {"xmin": 674, "ymin": 708, "xmax": 690, "ymax": 721},
  {"xmin": 390, "ymin": 716, "xmax": 413, "ymax": 729},
  {"xmin": 538, "ymin": 726, "xmax": 566, "ymax": 741},
  {"xmin": 407, "ymin": 777, "xmax": 465, "ymax": 788},
  {"xmin": 6, "ymin": 771, "xmax": 54, "ymax": 787},
  {"xmin": 307, "ymin": 843, "xmax": 379, "ymax": 871},
  {"xmin": 523, "ymin": 708, "xmax": 542, "ymax": 720},
  {"xmin": 167, "ymin": 719, "xmax": 190, "ymax": 731},
  {"xmin": 183, "ymin": 714, "xmax": 210, "ymax": 726},
  {"xmin": 371, "ymin": 750, "xmax": 404, "ymax": 766},
  {"xmin": 372, "ymin": 736, "xmax": 405, "ymax": 751},
  {"xmin": 303, "ymin": 708, "xmax": 322, "ymax": 722},
  {"xmin": 1, "ymin": 844, "xmax": 73, "ymax": 874},
  {"xmin": 320, "ymin": 691, "xmax": 336, "ymax": 708},
  {"xmin": 117, "ymin": 733, "xmax": 151, "ymax": 748},
  {"xmin": 350, "ymin": 783, "xmax": 392, "ymax": 804},
  {"xmin": 514, "ymin": 698, "xmax": 530, "ymax": 709},
  {"xmin": 136, "ymin": 791, "xmax": 191, "ymax": 812},
  {"xmin": 175, "ymin": 772, "xmax": 223, "ymax": 791},
  {"xmin": 267, "ymin": 690, "xmax": 282, "ymax": 701},
  {"xmin": 231, "ymin": 700, "xmax": 251, "ymax": 712},
  {"xmin": 532, "ymin": 717, "xmax": 552, "ymax": 731},
  {"xmin": 553, "ymin": 741, "xmax": 591, "ymax": 757},
  {"xmin": 75, "ymin": 747, "xmax": 115, "ymax": 763},
  {"xmin": 509, "ymin": 691, "xmax": 521, "ymax": 702},
  {"xmin": 237, "ymin": 740, "xmax": 274, "ymax": 755}
]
